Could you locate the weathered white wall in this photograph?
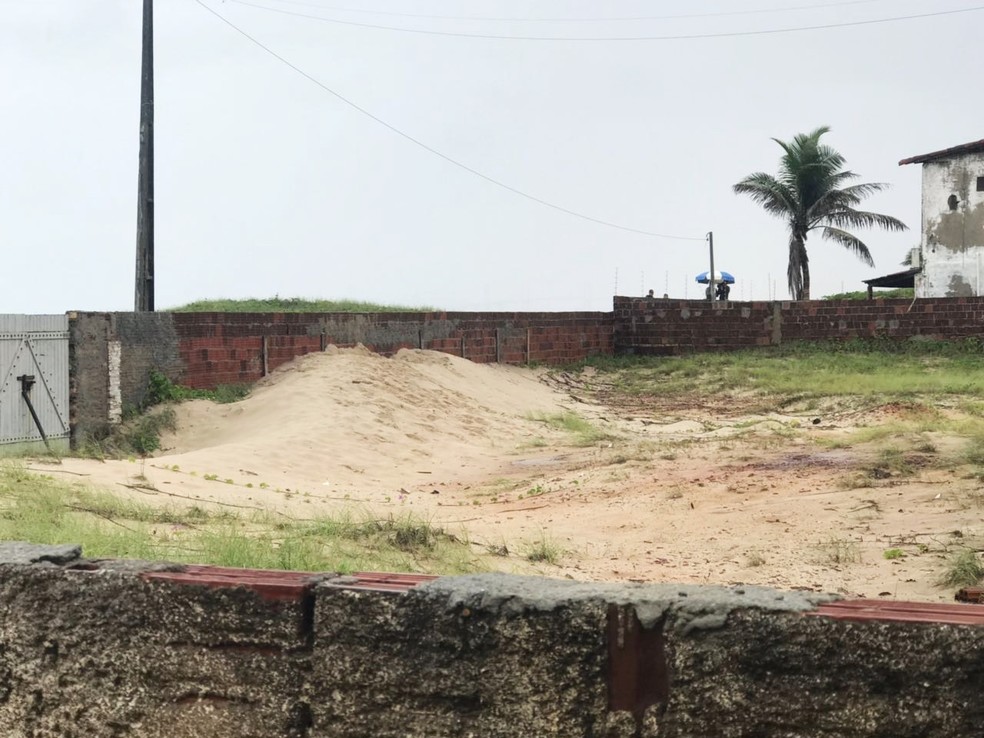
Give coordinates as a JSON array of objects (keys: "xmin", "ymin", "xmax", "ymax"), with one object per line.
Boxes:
[{"xmin": 915, "ymin": 151, "xmax": 984, "ymax": 297}]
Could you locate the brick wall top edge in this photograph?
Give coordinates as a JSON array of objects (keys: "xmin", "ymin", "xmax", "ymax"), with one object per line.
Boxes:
[{"xmin": 145, "ymin": 311, "xmax": 613, "ymax": 322}]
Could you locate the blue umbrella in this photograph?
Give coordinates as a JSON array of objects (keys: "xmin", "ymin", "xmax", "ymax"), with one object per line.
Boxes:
[{"xmin": 695, "ymin": 270, "xmax": 735, "ymax": 284}]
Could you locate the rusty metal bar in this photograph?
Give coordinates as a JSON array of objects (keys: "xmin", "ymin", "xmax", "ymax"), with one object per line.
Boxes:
[
  {"xmin": 956, "ymin": 587, "xmax": 984, "ymax": 603},
  {"xmin": 607, "ymin": 604, "xmax": 668, "ymax": 732},
  {"xmin": 809, "ymin": 599, "xmax": 984, "ymax": 626}
]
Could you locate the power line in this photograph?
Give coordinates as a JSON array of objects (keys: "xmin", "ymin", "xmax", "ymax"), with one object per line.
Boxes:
[
  {"xmin": 257, "ymin": 0, "xmax": 901, "ymax": 23},
  {"xmin": 194, "ymin": 0, "xmax": 705, "ymax": 242},
  {"xmin": 225, "ymin": 0, "xmax": 984, "ymax": 41}
]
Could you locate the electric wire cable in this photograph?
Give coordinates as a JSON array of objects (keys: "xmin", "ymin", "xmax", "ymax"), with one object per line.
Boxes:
[
  {"xmin": 195, "ymin": 0, "xmax": 707, "ymax": 241},
  {"xmin": 224, "ymin": 0, "xmax": 984, "ymax": 41},
  {"xmin": 255, "ymin": 0, "xmax": 904, "ymax": 23}
]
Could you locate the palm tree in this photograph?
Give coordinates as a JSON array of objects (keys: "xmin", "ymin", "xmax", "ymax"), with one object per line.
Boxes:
[{"xmin": 734, "ymin": 126, "xmax": 907, "ymax": 300}]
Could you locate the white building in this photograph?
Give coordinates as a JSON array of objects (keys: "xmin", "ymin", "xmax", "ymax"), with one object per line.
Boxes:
[{"xmin": 900, "ymin": 138, "xmax": 984, "ymax": 297}]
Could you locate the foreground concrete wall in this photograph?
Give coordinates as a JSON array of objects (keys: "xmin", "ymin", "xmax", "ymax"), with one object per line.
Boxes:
[{"xmin": 3, "ymin": 543, "xmax": 984, "ymax": 737}]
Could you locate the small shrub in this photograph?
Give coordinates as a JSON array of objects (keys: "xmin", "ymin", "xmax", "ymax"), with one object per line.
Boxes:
[
  {"xmin": 524, "ymin": 534, "xmax": 563, "ymax": 565},
  {"xmin": 97, "ymin": 407, "xmax": 177, "ymax": 457},
  {"xmin": 147, "ymin": 370, "xmax": 250, "ymax": 406},
  {"xmin": 745, "ymin": 551, "xmax": 766, "ymax": 567},
  {"xmin": 883, "ymin": 548, "xmax": 905, "ymax": 560},
  {"xmin": 817, "ymin": 537, "xmax": 862, "ymax": 565},
  {"xmin": 937, "ymin": 549, "xmax": 984, "ymax": 589}
]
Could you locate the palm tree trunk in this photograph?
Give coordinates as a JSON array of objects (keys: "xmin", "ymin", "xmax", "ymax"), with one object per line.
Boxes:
[{"xmin": 799, "ymin": 239, "xmax": 810, "ymax": 300}]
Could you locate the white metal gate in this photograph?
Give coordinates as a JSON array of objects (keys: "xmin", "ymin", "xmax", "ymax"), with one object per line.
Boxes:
[{"xmin": 0, "ymin": 315, "xmax": 70, "ymax": 453}]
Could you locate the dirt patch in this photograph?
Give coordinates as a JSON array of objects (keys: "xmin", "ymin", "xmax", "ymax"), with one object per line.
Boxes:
[{"xmin": 54, "ymin": 348, "xmax": 984, "ymax": 601}]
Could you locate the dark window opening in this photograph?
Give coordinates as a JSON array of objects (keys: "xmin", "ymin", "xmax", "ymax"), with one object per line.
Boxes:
[
  {"xmin": 948, "ymin": 194, "xmax": 959, "ymax": 210},
  {"xmin": 977, "ymin": 176, "xmax": 984, "ymax": 192}
]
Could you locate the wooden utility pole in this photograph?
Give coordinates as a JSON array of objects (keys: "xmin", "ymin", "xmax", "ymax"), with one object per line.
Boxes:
[
  {"xmin": 707, "ymin": 231, "xmax": 715, "ymax": 301},
  {"xmin": 134, "ymin": 0, "xmax": 155, "ymax": 311}
]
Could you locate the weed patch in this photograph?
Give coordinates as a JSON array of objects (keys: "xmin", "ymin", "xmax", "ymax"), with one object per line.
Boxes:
[
  {"xmin": 937, "ymin": 549, "xmax": 984, "ymax": 589},
  {"xmin": 171, "ymin": 296, "xmax": 438, "ymax": 313},
  {"xmin": 817, "ymin": 537, "xmax": 862, "ymax": 565},
  {"xmin": 0, "ymin": 464, "xmax": 483, "ymax": 574},
  {"xmin": 524, "ymin": 534, "xmax": 563, "ymax": 565},
  {"xmin": 528, "ymin": 412, "xmax": 618, "ymax": 446}
]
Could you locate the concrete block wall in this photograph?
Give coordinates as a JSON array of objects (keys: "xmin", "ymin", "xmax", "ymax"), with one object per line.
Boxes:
[
  {"xmin": 171, "ymin": 311, "xmax": 613, "ymax": 389},
  {"xmin": 782, "ymin": 296, "xmax": 984, "ymax": 342},
  {"xmin": 68, "ymin": 311, "xmax": 613, "ymax": 440},
  {"xmin": 3, "ymin": 544, "xmax": 984, "ymax": 737},
  {"xmin": 614, "ymin": 295, "xmax": 984, "ymax": 353},
  {"xmin": 68, "ymin": 297, "xmax": 984, "ymax": 442},
  {"xmin": 614, "ymin": 298, "xmax": 777, "ymax": 354}
]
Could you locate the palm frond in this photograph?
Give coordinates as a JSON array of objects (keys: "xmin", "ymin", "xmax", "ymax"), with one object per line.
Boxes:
[
  {"xmin": 822, "ymin": 209, "xmax": 908, "ymax": 232},
  {"xmin": 733, "ymin": 174, "xmax": 797, "ymax": 217},
  {"xmin": 820, "ymin": 227, "xmax": 875, "ymax": 267},
  {"xmin": 807, "ymin": 182, "xmax": 891, "ymax": 222},
  {"xmin": 736, "ymin": 125, "xmax": 904, "ymax": 301}
]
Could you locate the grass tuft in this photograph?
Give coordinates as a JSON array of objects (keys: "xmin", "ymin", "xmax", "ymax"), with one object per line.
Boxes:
[
  {"xmin": 524, "ymin": 533, "xmax": 564, "ymax": 565},
  {"xmin": 937, "ymin": 549, "xmax": 984, "ymax": 589},
  {"xmin": 0, "ymin": 464, "xmax": 483, "ymax": 574},
  {"xmin": 817, "ymin": 537, "xmax": 862, "ymax": 565},
  {"xmin": 528, "ymin": 411, "xmax": 618, "ymax": 447}
]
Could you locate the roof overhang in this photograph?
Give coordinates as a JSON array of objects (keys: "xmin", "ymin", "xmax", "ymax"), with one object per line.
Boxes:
[
  {"xmin": 899, "ymin": 138, "xmax": 984, "ymax": 166},
  {"xmin": 862, "ymin": 267, "xmax": 921, "ymax": 289}
]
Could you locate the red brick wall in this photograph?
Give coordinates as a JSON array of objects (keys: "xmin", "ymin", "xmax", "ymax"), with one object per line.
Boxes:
[
  {"xmin": 614, "ymin": 297, "xmax": 776, "ymax": 354},
  {"xmin": 614, "ymin": 295, "xmax": 984, "ymax": 354},
  {"xmin": 66, "ymin": 299, "xmax": 984, "ymax": 442},
  {"xmin": 171, "ymin": 311, "xmax": 614, "ymax": 389}
]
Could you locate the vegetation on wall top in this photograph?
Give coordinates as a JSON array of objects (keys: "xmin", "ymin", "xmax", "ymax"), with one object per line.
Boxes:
[
  {"xmin": 170, "ymin": 297, "xmax": 440, "ymax": 313},
  {"xmin": 822, "ymin": 288, "xmax": 914, "ymax": 300}
]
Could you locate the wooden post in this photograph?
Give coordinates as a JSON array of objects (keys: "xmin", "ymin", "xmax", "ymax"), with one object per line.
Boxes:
[
  {"xmin": 261, "ymin": 336, "xmax": 269, "ymax": 377},
  {"xmin": 526, "ymin": 327, "xmax": 531, "ymax": 365},
  {"xmin": 460, "ymin": 335, "xmax": 466, "ymax": 359},
  {"xmin": 495, "ymin": 328, "xmax": 502, "ymax": 363},
  {"xmin": 134, "ymin": 0, "xmax": 155, "ymax": 312}
]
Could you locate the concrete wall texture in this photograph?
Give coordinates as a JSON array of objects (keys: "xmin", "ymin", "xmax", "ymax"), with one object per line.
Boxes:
[
  {"xmin": 67, "ymin": 296, "xmax": 984, "ymax": 440},
  {"xmin": 614, "ymin": 295, "xmax": 984, "ymax": 354},
  {"xmin": 67, "ymin": 310, "xmax": 612, "ymax": 440},
  {"xmin": 915, "ymin": 151, "xmax": 984, "ymax": 298},
  {"xmin": 2, "ymin": 543, "xmax": 984, "ymax": 737}
]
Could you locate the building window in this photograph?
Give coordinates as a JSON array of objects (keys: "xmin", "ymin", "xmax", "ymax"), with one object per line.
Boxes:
[{"xmin": 978, "ymin": 176, "xmax": 984, "ymax": 192}]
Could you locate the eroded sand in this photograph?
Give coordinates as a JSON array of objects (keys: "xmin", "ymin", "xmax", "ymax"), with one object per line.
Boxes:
[{"xmin": 53, "ymin": 348, "xmax": 984, "ymax": 601}]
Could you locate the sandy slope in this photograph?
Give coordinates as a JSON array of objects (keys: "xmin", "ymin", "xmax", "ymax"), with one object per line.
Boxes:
[{"xmin": 54, "ymin": 348, "xmax": 984, "ymax": 601}]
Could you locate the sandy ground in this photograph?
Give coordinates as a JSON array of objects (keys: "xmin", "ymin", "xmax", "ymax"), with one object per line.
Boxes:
[{"xmin": 52, "ymin": 347, "xmax": 984, "ymax": 602}]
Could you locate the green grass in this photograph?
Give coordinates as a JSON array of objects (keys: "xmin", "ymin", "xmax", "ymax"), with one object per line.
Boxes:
[
  {"xmin": 147, "ymin": 371, "xmax": 250, "ymax": 405},
  {"xmin": 73, "ymin": 373, "xmax": 248, "ymax": 460},
  {"xmin": 170, "ymin": 297, "xmax": 439, "ymax": 313},
  {"xmin": 0, "ymin": 464, "xmax": 484, "ymax": 574},
  {"xmin": 523, "ymin": 533, "xmax": 564, "ymax": 565},
  {"xmin": 574, "ymin": 340, "xmax": 984, "ymax": 401},
  {"xmin": 528, "ymin": 411, "xmax": 618, "ymax": 446},
  {"xmin": 76, "ymin": 407, "xmax": 178, "ymax": 458},
  {"xmin": 937, "ymin": 549, "xmax": 984, "ymax": 589},
  {"xmin": 822, "ymin": 288, "xmax": 914, "ymax": 300}
]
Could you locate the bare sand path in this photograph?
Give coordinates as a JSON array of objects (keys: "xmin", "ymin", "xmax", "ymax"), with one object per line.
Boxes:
[{"xmin": 56, "ymin": 348, "xmax": 983, "ymax": 601}]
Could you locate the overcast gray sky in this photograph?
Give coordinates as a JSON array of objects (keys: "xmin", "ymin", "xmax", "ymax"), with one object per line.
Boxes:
[{"xmin": 1, "ymin": 0, "xmax": 980, "ymax": 313}]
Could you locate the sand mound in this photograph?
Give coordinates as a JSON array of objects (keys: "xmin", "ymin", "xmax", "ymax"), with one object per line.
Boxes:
[{"xmin": 156, "ymin": 348, "xmax": 567, "ymax": 494}]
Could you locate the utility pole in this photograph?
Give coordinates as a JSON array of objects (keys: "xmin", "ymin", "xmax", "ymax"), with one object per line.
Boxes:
[
  {"xmin": 707, "ymin": 231, "xmax": 715, "ymax": 302},
  {"xmin": 134, "ymin": 0, "xmax": 155, "ymax": 311}
]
